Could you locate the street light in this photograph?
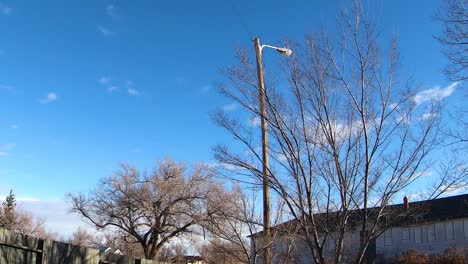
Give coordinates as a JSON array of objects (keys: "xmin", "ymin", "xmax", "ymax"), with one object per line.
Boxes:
[
  {"xmin": 261, "ymin": 44, "xmax": 293, "ymax": 56},
  {"xmin": 253, "ymin": 37, "xmax": 292, "ymax": 264}
]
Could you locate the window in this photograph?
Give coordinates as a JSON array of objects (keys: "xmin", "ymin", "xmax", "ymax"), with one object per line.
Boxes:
[
  {"xmin": 445, "ymin": 222, "xmax": 454, "ymax": 240},
  {"xmin": 464, "ymin": 220, "xmax": 468, "ymax": 240},
  {"xmin": 384, "ymin": 228, "xmax": 393, "ymax": 246},
  {"xmin": 401, "ymin": 227, "xmax": 410, "ymax": 240},
  {"xmin": 427, "ymin": 224, "xmax": 436, "ymax": 242},
  {"xmin": 415, "ymin": 226, "xmax": 423, "ymax": 244}
]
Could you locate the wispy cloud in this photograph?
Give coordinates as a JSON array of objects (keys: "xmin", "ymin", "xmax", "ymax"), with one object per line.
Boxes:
[
  {"xmin": 0, "ymin": 84, "xmax": 14, "ymax": 92},
  {"xmin": 20, "ymin": 199, "xmax": 87, "ymax": 238},
  {"xmin": 222, "ymin": 103, "xmax": 238, "ymax": 111},
  {"xmin": 414, "ymin": 171, "xmax": 433, "ymax": 177},
  {"xmin": 39, "ymin": 92, "xmax": 58, "ymax": 104},
  {"xmin": 126, "ymin": 80, "xmax": 140, "ymax": 96},
  {"xmin": 97, "ymin": 26, "xmax": 116, "ymax": 37},
  {"xmin": 3, "ymin": 143, "xmax": 16, "ymax": 151},
  {"xmin": 10, "ymin": 124, "xmax": 18, "ymax": 129},
  {"xmin": 249, "ymin": 116, "xmax": 261, "ymax": 127},
  {"xmin": 420, "ymin": 111, "xmax": 438, "ymax": 120},
  {"xmin": 201, "ymin": 85, "xmax": 212, "ymax": 93},
  {"xmin": 0, "ymin": 143, "xmax": 15, "ymax": 157},
  {"xmin": 131, "ymin": 148, "xmax": 142, "ymax": 153},
  {"xmin": 127, "ymin": 88, "xmax": 140, "ymax": 96},
  {"xmin": 99, "ymin": 76, "xmax": 111, "ymax": 85},
  {"xmin": 107, "ymin": 86, "xmax": 117, "ymax": 92},
  {"xmin": 414, "ymin": 82, "xmax": 459, "ymax": 105},
  {"xmin": 0, "ymin": 2, "xmax": 11, "ymax": 15},
  {"xmin": 98, "ymin": 76, "xmax": 118, "ymax": 92},
  {"xmin": 106, "ymin": 4, "xmax": 118, "ymax": 18}
]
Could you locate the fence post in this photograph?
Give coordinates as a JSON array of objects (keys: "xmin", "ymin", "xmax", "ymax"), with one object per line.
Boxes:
[{"xmin": 35, "ymin": 239, "xmax": 44, "ymax": 264}]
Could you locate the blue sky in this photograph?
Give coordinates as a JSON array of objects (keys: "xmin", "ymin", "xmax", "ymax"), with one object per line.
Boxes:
[{"xmin": 0, "ymin": 0, "xmax": 463, "ymax": 237}]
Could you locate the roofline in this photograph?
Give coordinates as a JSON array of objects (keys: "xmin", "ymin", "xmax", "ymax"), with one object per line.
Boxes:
[{"xmin": 248, "ymin": 193, "xmax": 468, "ymax": 238}]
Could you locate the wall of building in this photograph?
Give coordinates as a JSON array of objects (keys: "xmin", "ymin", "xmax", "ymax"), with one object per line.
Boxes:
[
  {"xmin": 376, "ymin": 218, "xmax": 468, "ymax": 263},
  {"xmin": 252, "ymin": 218, "xmax": 468, "ymax": 263}
]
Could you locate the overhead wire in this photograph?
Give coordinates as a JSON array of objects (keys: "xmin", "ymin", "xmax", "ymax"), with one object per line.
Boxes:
[{"xmin": 228, "ymin": 0, "xmax": 255, "ymax": 41}]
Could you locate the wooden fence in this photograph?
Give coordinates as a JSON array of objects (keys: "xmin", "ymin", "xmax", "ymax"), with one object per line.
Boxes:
[{"xmin": 0, "ymin": 228, "xmax": 157, "ymax": 264}]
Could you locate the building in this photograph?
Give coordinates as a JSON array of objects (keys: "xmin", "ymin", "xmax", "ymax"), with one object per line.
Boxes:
[
  {"xmin": 158, "ymin": 255, "xmax": 205, "ymax": 264},
  {"xmin": 250, "ymin": 194, "xmax": 468, "ymax": 263}
]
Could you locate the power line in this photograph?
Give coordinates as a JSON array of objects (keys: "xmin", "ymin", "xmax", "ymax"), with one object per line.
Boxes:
[{"xmin": 228, "ymin": 0, "xmax": 255, "ymax": 40}]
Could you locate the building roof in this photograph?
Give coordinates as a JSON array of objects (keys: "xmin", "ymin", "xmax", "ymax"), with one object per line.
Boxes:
[
  {"xmin": 250, "ymin": 193, "xmax": 468, "ymax": 238},
  {"xmin": 170, "ymin": 255, "xmax": 204, "ymax": 262},
  {"xmin": 404, "ymin": 193, "xmax": 468, "ymax": 222}
]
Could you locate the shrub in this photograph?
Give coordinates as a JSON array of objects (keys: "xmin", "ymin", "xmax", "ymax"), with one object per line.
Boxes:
[
  {"xmin": 431, "ymin": 247, "xmax": 466, "ymax": 264},
  {"xmin": 392, "ymin": 249, "xmax": 428, "ymax": 264}
]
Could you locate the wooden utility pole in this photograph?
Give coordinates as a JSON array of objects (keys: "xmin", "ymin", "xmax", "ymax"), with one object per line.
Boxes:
[{"xmin": 254, "ymin": 37, "xmax": 271, "ymax": 264}]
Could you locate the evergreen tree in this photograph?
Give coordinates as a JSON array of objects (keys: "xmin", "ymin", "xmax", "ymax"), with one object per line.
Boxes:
[{"xmin": 1, "ymin": 190, "xmax": 16, "ymax": 230}]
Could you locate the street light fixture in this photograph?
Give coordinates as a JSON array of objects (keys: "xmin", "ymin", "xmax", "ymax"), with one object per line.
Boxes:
[
  {"xmin": 253, "ymin": 37, "xmax": 292, "ymax": 264},
  {"xmin": 261, "ymin": 44, "xmax": 293, "ymax": 57}
]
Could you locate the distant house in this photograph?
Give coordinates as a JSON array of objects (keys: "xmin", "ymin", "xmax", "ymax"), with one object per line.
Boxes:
[
  {"xmin": 250, "ymin": 194, "xmax": 468, "ymax": 263},
  {"xmin": 173, "ymin": 255, "xmax": 205, "ymax": 264},
  {"xmin": 103, "ymin": 247, "xmax": 124, "ymax": 256}
]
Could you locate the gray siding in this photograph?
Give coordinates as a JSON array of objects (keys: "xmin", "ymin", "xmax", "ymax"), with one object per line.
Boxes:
[
  {"xmin": 375, "ymin": 219, "xmax": 468, "ymax": 263},
  {"xmin": 253, "ymin": 218, "xmax": 468, "ymax": 264}
]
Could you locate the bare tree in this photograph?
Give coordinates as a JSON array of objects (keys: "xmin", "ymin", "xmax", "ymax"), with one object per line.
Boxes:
[
  {"xmin": 68, "ymin": 227, "xmax": 99, "ymax": 248},
  {"xmin": 436, "ymin": 0, "xmax": 468, "ymax": 81},
  {"xmin": 156, "ymin": 245, "xmax": 174, "ymax": 262},
  {"xmin": 213, "ymin": 3, "xmax": 451, "ymax": 264},
  {"xmin": 13, "ymin": 209, "xmax": 57, "ymax": 240},
  {"xmin": 171, "ymin": 243, "xmax": 187, "ymax": 264},
  {"xmin": 433, "ymin": 0, "xmax": 468, "ymax": 196},
  {"xmin": 202, "ymin": 180, "xmax": 300, "ymax": 263},
  {"xmin": 202, "ymin": 185, "xmax": 259, "ymax": 263},
  {"xmin": 0, "ymin": 190, "xmax": 56, "ymax": 240},
  {"xmin": 68, "ymin": 158, "xmax": 220, "ymax": 259}
]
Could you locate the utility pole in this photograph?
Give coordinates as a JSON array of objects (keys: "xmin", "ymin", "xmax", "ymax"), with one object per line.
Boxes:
[{"xmin": 254, "ymin": 37, "xmax": 271, "ymax": 264}]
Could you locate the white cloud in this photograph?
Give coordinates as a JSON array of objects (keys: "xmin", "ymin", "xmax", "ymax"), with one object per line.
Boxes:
[
  {"xmin": 107, "ymin": 86, "xmax": 117, "ymax": 92},
  {"xmin": 97, "ymin": 26, "xmax": 116, "ymax": 37},
  {"xmin": 0, "ymin": 142, "xmax": 15, "ymax": 156},
  {"xmin": 99, "ymin": 76, "xmax": 111, "ymax": 85},
  {"xmin": 414, "ymin": 171, "xmax": 432, "ymax": 177},
  {"xmin": 16, "ymin": 197, "xmax": 41, "ymax": 202},
  {"xmin": 20, "ymin": 199, "xmax": 88, "ymax": 238},
  {"xmin": 276, "ymin": 153, "xmax": 288, "ymax": 162},
  {"xmin": 414, "ymin": 82, "xmax": 459, "ymax": 105},
  {"xmin": 131, "ymin": 148, "xmax": 142, "ymax": 153},
  {"xmin": 389, "ymin": 102, "xmax": 399, "ymax": 110},
  {"xmin": 2, "ymin": 143, "xmax": 16, "ymax": 151},
  {"xmin": 0, "ymin": 3, "xmax": 11, "ymax": 15},
  {"xmin": 222, "ymin": 103, "xmax": 238, "ymax": 111},
  {"xmin": 127, "ymin": 88, "xmax": 140, "ymax": 96},
  {"xmin": 420, "ymin": 111, "xmax": 438, "ymax": 120},
  {"xmin": 106, "ymin": 4, "xmax": 118, "ymax": 18},
  {"xmin": 39, "ymin": 92, "xmax": 58, "ymax": 104},
  {"xmin": 0, "ymin": 84, "xmax": 14, "ymax": 92},
  {"xmin": 249, "ymin": 116, "xmax": 261, "ymax": 127}
]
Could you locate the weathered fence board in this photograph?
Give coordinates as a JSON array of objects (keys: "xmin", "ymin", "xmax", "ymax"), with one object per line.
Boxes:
[{"xmin": 0, "ymin": 228, "xmax": 158, "ymax": 264}]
